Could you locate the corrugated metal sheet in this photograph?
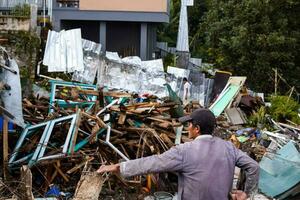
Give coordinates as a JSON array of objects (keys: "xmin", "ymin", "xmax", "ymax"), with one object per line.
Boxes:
[
  {"xmin": 43, "ymin": 29, "xmax": 84, "ymax": 72},
  {"xmin": 189, "ymin": 57, "xmax": 202, "ymax": 67}
]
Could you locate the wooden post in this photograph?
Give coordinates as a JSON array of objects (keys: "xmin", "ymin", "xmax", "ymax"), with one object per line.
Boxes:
[
  {"xmin": 3, "ymin": 118, "xmax": 8, "ymax": 180},
  {"xmin": 20, "ymin": 165, "xmax": 34, "ymax": 200},
  {"xmin": 275, "ymin": 68, "xmax": 278, "ymax": 95}
]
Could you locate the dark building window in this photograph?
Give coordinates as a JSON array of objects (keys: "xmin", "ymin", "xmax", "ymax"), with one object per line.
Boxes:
[
  {"xmin": 61, "ymin": 20, "xmax": 100, "ymax": 43},
  {"xmin": 106, "ymin": 21, "xmax": 140, "ymax": 58}
]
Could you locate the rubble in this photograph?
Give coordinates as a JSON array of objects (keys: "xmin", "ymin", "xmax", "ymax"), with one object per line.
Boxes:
[{"xmin": 1, "ymin": 32, "xmax": 300, "ymax": 200}]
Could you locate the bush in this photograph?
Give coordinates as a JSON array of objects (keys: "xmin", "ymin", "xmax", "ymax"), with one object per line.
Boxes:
[
  {"xmin": 269, "ymin": 95, "xmax": 300, "ymax": 124},
  {"xmin": 11, "ymin": 4, "xmax": 30, "ymax": 17}
]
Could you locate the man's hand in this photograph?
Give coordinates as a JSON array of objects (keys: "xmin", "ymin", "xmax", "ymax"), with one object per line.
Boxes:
[
  {"xmin": 230, "ymin": 190, "xmax": 248, "ymax": 200},
  {"xmin": 97, "ymin": 164, "xmax": 120, "ymax": 174}
]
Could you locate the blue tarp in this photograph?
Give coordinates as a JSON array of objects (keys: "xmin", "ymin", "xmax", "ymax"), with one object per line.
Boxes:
[{"xmin": 259, "ymin": 141, "xmax": 300, "ymax": 198}]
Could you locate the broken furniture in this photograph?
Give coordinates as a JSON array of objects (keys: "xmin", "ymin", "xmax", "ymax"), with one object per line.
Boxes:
[
  {"xmin": 49, "ymin": 80, "xmax": 97, "ymax": 113},
  {"xmin": 209, "ymin": 76, "xmax": 246, "ymax": 117},
  {"xmin": 9, "ymin": 113, "xmax": 79, "ymax": 168}
]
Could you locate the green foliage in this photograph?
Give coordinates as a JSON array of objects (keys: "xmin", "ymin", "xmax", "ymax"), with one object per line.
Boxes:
[
  {"xmin": 6, "ymin": 31, "xmax": 40, "ymax": 58},
  {"xmin": 11, "ymin": 4, "xmax": 30, "ymax": 17},
  {"xmin": 157, "ymin": 0, "xmax": 207, "ymax": 49},
  {"xmin": 248, "ymin": 106, "xmax": 267, "ymax": 127},
  {"xmin": 159, "ymin": 0, "xmax": 300, "ymax": 94},
  {"xmin": 269, "ymin": 95, "xmax": 300, "ymax": 124},
  {"xmin": 157, "ymin": 0, "xmax": 180, "ymax": 46},
  {"xmin": 198, "ymin": 0, "xmax": 300, "ymax": 93},
  {"xmin": 4, "ymin": 31, "xmax": 41, "ymax": 95},
  {"xmin": 162, "ymin": 53, "xmax": 176, "ymax": 71}
]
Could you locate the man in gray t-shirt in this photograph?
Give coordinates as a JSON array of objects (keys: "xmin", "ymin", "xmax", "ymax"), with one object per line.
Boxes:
[{"xmin": 97, "ymin": 109, "xmax": 259, "ymax": 200}]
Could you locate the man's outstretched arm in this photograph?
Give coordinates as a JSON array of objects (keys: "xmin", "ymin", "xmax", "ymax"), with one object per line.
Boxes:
[{"xmin": 97, "ymin": 145, "xmax": 184, "ymax": 177}]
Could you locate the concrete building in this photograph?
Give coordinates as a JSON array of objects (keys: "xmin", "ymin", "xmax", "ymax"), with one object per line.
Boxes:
[{"xmin": 0, "ymin": 0, "xmax": 170, "ymax": 60}]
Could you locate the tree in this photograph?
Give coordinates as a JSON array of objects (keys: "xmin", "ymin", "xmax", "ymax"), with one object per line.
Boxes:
[
  {"xmin": 198, "ymin": 0, "xmax": 300, "ymax": 93},
  {"xmin": 157, "ymin": 0, "xmax": 207, "ymax": 48}
]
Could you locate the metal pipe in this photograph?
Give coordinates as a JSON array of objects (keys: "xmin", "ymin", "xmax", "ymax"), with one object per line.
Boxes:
[
  {"xmin": 37, "ymin": 153, "xmax": 66, "ymax": 162},
  {"xmin": 10, "ymin": 153, "xmax": 34, "ymax": 166},
  {"xmin": 96, "ymin": 98, "xmax": 120, "ymax": 117},
  {"xmin": 105, "ymin": 125, "xmax": 129, "ymax": 161}
]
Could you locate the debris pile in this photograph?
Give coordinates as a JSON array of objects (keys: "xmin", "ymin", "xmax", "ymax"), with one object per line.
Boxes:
[{"xmin": 1, "ymin": 31, "xmax": 300, "ymax": 200}]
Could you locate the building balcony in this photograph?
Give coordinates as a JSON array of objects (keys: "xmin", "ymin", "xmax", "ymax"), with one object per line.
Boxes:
[{"xmin": 0, "ymin": 0, "xmax": 49, "ymax": 8}]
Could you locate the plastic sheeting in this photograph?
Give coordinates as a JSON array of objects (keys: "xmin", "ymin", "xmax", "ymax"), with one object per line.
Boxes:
[
  {"xmin": 0, "ymin": 58, "xmax": 25, "ymax": 127},
  {"xmin": 259, "ymin": 141, "xmax": 300, "ymax": 198},
  {"xmin": 188, "ymin": 70, "xmax": 206, "ymax": 106},
  {"xmin": 72, "ymin": 39, "xmax": 102, "ymax": 84},
  {"xmin": 43, "ymin": 29, "xmax": 84, "ymax": 73},
  {"xmin": 167, "ymin": 66, "xmax": 190, "ymax": 97}
]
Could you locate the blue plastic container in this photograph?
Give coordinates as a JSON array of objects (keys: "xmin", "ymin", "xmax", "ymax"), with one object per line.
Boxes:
[{"xmin": 0, "ymin": 117, "xmax": 14, "ymax": 131}]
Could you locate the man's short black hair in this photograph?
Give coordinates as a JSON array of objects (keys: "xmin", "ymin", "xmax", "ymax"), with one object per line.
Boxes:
[{"xmin": 183, "ymin": 77, "xmax": 188, "ymax": 82}]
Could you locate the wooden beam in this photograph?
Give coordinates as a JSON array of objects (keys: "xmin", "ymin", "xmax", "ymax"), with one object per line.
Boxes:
[
  {"xmin": 118, "ymin": 112, "xmax": 126, "ymax": 125},
  {"xmin": 2, "ymin": 118, "xmax": 8, "ymax": 180},
  {"xmin": 71, "ymin": 111, "xmax": 82, "ymax": 154},
  {"xmin": 20, "ymin": 165, "xmax": 34, "ymax": 200},
  {"xmin": 67, "ymin": 157, "xmax": 94, "ymax": 174},
  {"xmin": 53, "ymin": 161, "xmax": 70, "ymax": 182}
]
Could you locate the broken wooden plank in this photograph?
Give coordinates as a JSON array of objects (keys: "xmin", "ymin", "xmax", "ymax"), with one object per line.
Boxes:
[
  {"xmin": 147, "ymin": 117, "xmax": 173, "ymax": 126},
  {"xmin": 103, "ymin": 91, "xmax": 132, "ymax": 98},
  {"xmin": 53, "ymin": 161, "xmax": 69, "ymax": 182},
  {"xmin": 3, "ymin": 118, "xmax": 8, "ymax": 180},
  {"xmin": 118, "ymin": 112, "xmax": 126, "ymax": 125},
  {"xmin": 67, "ymin": 157, "xmax": 94, "ymax": 174},
  {"xmin": 73, "ymin": 171, "xmax": 104, "ymax": 200},
  {"xmin": 20, "ymin": 165, "xmax": 34, "ymax": 200},
  {"xmin": 71, "ymin": 111, "xmax": 82, "ymax": 154},
  {"xmin": 159, "ymin": 133, "xmax": 174, "ymax": 148}
]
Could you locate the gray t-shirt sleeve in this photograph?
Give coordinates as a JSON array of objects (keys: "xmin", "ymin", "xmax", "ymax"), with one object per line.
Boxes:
[
  {"xmin": 120, "ymin": 145, "xmax": 184, "ymax": 177},
  {"xmin": 234, "ymin": 147, "xmax": 260, "ymax": 196}
]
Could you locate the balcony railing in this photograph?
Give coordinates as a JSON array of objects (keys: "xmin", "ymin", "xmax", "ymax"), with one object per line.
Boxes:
[
  {"xmin": 56, "ymin": 0, "xmax": 79, "ymax": 8},
  {"xmin": 0, "ymin": 0, "xmax": 53, "ymax": 22},
  {"xmin": 0, "ymin": 0, "xmax": 49, "ymax": 8}
]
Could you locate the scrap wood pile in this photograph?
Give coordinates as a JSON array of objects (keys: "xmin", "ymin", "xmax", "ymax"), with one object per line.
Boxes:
[
  {"xmin": 1, "ymin": 82, "xmax": 195, "ymax": 199},
  {"xmin": 1, "ymin": 76, "xmax": 300, "ymax": 199},
  {"xmin": 1, "ymin": 47, "xmax": 300, "ymax": 199}
]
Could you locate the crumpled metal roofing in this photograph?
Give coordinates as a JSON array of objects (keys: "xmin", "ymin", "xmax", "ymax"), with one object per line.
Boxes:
[{"xmin": 43, "ymin": 29, "xmax": 84, "ymax": 73}]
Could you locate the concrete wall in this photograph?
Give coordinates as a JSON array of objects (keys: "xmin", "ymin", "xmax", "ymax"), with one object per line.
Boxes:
[
  {"xmin": 80, "ymin": 0, "xmax": 167, "ymax": 12},
  {"xmin": 0, "ymin": 16, "xmax": 30, "ymax": 31}
]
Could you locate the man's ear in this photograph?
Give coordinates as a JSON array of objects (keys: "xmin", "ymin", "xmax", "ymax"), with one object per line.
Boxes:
[{"xmin": 196, "ymin": 125, "xmax": 201, "ymax": 134}]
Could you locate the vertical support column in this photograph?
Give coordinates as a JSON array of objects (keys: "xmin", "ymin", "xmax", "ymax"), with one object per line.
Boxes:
[
  {"xmin": 48, "ymin": 0, "xmax": 53, "ymax": 22},
  {"xmin": 140, "ymin": 23, "xmax": 147, "ymax": 60},
  {"xmin": 30, "ymin": 4, "xmax": 38, "ymax": 32},
  {"xmin": 99, "ymin": 22, "xmax": 106, "ymax": 52},
  {"xmin": 52, "ymin": 16, "xmax": 61, "ymax": 31},
  {"xmin": 2, "ymin": 118, "xmax": 8, "ymax": 180}
]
